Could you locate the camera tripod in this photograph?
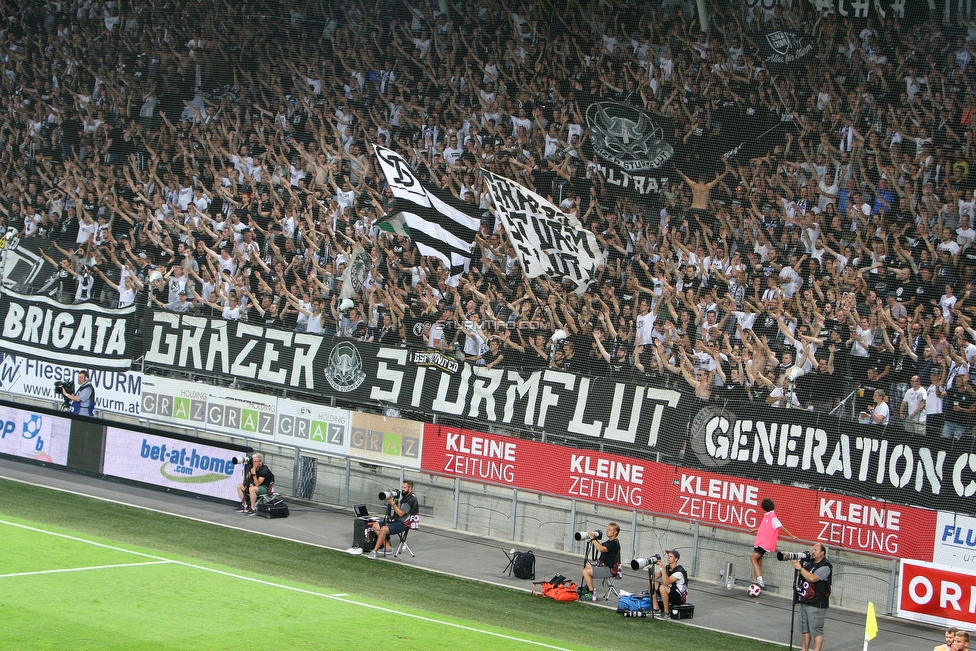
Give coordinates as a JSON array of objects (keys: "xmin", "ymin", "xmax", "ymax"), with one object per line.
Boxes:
[{"xmin": 578, "ymin": 538, "xmax": 598, "ymax": 597}]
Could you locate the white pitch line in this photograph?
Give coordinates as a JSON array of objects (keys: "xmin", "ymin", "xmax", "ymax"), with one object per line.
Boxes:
[
  {"xmin": 0, "ymin": 519, "xmax": 171, "ymax": 561},
  {"xmin": 0, "ymin": 475, "xmax": 793, "ymax": 648},
  {"xmin": 0, "ymin": 519, "xmax": 577, "ymax": 651},
  {"xmin": 0, "ymin": 560, "xmax": 173, "ymax": 579}
]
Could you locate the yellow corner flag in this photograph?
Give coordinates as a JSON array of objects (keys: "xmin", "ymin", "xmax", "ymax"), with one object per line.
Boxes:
[{"xmin": 865, "ymin": 601, "xmax": 879, "ymax": 642}]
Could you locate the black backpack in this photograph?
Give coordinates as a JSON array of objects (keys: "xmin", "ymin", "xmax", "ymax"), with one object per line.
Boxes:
[{"xmin": 513, "ymin": 550, "xmax": 536, "ymax": 580}]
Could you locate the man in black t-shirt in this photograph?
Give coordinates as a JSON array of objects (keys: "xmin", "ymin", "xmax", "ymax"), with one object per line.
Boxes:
[
  {"xmin": 369, "ymin": 481, "xmax": 420, "ymax": 559},
  {"xmin": 61, "ymin": 113, "xmax": 82, "ymax": 160},
  {"xmin": 581, "ymin": 523, "xmax": 621, "ymax": 600},
  {"xmin": 236, "ymin": 453, "xmax": 274, "ymax": 515},
  {"xmin": 942, "ymin": 370, "xmax": 976, "ymax": 439}
]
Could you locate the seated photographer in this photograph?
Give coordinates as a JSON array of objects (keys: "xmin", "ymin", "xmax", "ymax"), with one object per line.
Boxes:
[
  {"xmin": 580, "ymin": 523, "xmax": 621, "ymax": 601},
  {"xmin": 368, "ymin": 481, "xmax": 419, "ymax": 559},
  {"xmin": 651, "ymin": 549, "xmax": 687, "ymax": 620},
  {"xmin": 235, "ymin": 454, "xmax": 274, "ymax": 515},
  {"xmin": 61, "ymin": 371, "xmax": 95, "ymax": 416}
]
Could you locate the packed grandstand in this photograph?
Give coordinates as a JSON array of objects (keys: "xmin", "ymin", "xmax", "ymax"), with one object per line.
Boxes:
[{"xmin": 1, "ymin": 0, "xmax": 975, "ymax": 514}]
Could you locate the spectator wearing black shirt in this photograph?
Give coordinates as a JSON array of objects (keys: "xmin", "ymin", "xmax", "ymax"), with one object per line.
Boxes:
[
  {"xmin": 914, "ymin": 266, "xmax": 941, "ymax": 310},
  {"xmin": 942, "ymin": 370, "xmax": 976, "ymax": 440}
]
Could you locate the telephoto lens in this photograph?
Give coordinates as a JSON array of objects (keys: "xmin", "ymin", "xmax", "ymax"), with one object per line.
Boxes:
[
  {"xmin": 776, "ymin": 550, "xmax": 812, "ymax": 561},
  {"xmin": 378, "ymin": 489, "xmax": 402, "ymax": 500},
  {"xmin": 630, "ymin": 554, "xmax": 662, "ymax": 570},
  {"xmin": 574, "ymin": 529, "xmax": 603, "ymax": 541}
]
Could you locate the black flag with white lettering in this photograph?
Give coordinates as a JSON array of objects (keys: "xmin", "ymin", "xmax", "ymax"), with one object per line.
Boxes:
[{"xmin": 0, "ymin": 291, "xmax": 138, "ymax": 370}]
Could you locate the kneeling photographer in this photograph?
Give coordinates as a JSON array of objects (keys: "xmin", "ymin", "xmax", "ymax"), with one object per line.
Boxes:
[
  {"xmin": 235, "ymin": 453, "xmax": 273, "ymax": 516},
  {"xmin": 787, "ymin": 543, "xmax": 832, "ymax": 651},
  {"xmin": 368, "ymin": 481, "xmax": 419, "ymax": 559}
]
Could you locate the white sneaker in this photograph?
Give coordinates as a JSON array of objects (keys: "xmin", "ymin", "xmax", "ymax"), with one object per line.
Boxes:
[
  {"xmin": 756, "ymin": 577, "xmax": 765, "ymax": 588},
  {"xmin": 368, "ymin": 551, "xmax": 377, "ymax": 560}
]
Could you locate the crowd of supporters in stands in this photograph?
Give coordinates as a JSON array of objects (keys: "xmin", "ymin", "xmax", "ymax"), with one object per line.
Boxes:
[{"xmin": 3, "ymin": 0, "xmax": 976, "ymax": 433}]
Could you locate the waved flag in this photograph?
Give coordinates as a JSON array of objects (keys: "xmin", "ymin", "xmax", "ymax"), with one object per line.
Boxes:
[
  {"xmin": 339, "ymin": 242, "xmax": 373, "ymax": 301},
  {"xmin": 372, "ymin": 144, "xmax": 481, "ymax": 281},
  {"xmin": 481, "ymin": 169, "xmax": 604, "ymax": 294}
]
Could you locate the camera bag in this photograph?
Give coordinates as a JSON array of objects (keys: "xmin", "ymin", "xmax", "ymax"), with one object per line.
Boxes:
[
  {"xmin": 512, "ymin": 550, "xmax": 536, "ymax": 579},
  {"xmin": 617, "ymin": 591, "xmax": 653, "ymax": 614},
  {"xmin": 670, "ymin": 604, "xmax": 695, "ymax": 619},
  {"xmin": 256, "ymin": 497, "xmax": 289, "ymax": 518}
]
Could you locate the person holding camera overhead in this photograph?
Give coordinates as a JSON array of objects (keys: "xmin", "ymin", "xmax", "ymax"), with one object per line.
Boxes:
[
  {"xmin": 235, "ymin": 453, "xmax": 273, "ymax": 516},
  {"xmin": 580, "ymin": 523, "xmax": 620, "ymax": 601},
  {"xmin": 61, "ymin": 370, "xmax": 95, "ymax": 416},
  {"xmin": 792, "ymin": 543, "xmax": 832, "ymax": 651},
  {"xmin": 368, "ymin": 481, "xmax": 419, "ymax": 559}
]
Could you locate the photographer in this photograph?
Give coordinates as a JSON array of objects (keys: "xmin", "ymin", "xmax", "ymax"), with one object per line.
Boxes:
[
  {"xmin": 235, "ymin": 454, "xmax": 274, "ymax": 516},
  {"xmin": 368, "ymin": 481, "xmax": 419, "ymax": 559},
  {"xmin": 580, "ymin": 523, "xmax": 621, "ymax": 601},
  {"xmin": 61, "ymin": 371, "xmax": 95, "ymax": 416},
  {"xmin": 792, "ymin": 543, "xmax": 832, "ymax": 651},
  {"xmin": 652, "ymin": 549, "xmax": 687, "ymax": 620}
]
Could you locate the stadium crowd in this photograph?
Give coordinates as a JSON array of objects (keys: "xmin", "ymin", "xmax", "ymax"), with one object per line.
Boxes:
[{"xmin": 3, "ymin": 0, "xmax": 976, "ymax": 434}]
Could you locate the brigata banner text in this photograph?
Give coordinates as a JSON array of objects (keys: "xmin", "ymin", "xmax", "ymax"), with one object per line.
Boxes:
[{"xmin": 0, "ymin": 291, "xmax": 137, "ymax": 370}]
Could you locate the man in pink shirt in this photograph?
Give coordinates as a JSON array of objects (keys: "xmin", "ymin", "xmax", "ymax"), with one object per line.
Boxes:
[{"xmin": 750, "ymin": 498, "xmax": 798, "ymax": 588}]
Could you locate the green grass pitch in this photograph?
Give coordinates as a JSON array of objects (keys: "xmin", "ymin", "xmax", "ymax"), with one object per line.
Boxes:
[{"xmin": 0, "ymin": 479, "xmax": 783, "ymax": 651}]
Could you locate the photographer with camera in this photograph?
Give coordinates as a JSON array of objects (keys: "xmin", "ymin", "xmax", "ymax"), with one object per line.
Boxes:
[
  {"xmin": 652, "ymin": 550, "xmax": 687, "ymax": 620},
  {"xmin": 791, "ymin": 543, "xmax": 832, "ymax": 651},
  {"xmin": 368, "ymin": 481, "xmax": 419, "ymax": 559},
  {"xmin": 61, "ymin": 371, "xmax": 95, "ymax": 416},
  {"xmin": 235, "ymin": 453, "xmax": 274, "ymax": 516},
  {"xmin": 580, "ymin": 523, "xmax": 621, "ymax": 601}
]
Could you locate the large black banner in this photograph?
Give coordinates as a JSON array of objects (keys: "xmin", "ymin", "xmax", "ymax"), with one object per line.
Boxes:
[
  {"xmin": 0, "ymin": 291, "xmax": 138, "ymax": 370},
  {"xmin": 758, "ymin": 30, "xmax": 815, "ymax": 72},
  {"xmin": 144, "ymin": 313, "xmax": 685, "ymax": 448},
  {"xmin": 686, "ymin": 401, "xmax": 976, "ymax": 516},
  {"xmin": 144, "ymin": 312, "xmax": 976, "ymax": 515},
  {"xmin": 585, "ymin": 101, "xmax": 675, "ymax": 196}
]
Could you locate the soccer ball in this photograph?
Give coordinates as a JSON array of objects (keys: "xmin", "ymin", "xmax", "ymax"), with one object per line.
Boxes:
[
  {"xmin": 22, "ymin": 414, "xmax": 42, "ymax": 440},
  {"xmin": 747, "ymin": 583, "xmax": 762, "ymax": 597}
]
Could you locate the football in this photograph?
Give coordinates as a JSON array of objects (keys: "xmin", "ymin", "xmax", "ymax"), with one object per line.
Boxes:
[{"xmin": 747, "ymin": 583, "xmax": 762, "ymax": 597}]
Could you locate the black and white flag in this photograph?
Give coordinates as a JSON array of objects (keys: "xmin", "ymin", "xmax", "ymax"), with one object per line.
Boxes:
[
  {"xmin": 0, "ymin": 291, "xmax": 138, "ymax": 369},
  {"xmin": 481, "ymin": 170, "xmax": 604, "ymax": 294},
  {"xmin": 759, "ymin": 30, "xmax": 815, "ymax": 72},
  {"xmin": 339, "ymin": 242, "xmax": 372, "ymax": 301},
  {"xmin": 373, "ymin": 145, "xmax": 481, "ymax": 280}
]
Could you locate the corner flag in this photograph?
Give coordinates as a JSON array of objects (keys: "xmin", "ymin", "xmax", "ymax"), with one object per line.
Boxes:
[{"xmin": 864, "ymin": 601, "xmax": 878, "ymax": 650}]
